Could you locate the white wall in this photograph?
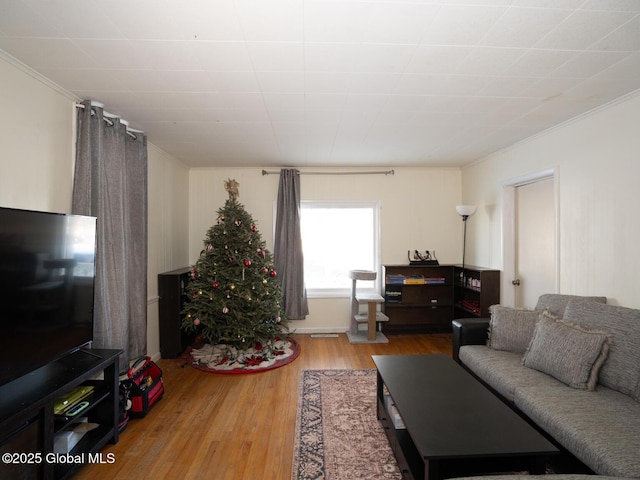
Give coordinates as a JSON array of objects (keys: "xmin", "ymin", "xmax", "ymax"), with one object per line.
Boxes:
[
  {"xmin": 147, "ymin": 144, "xmax": 190, "ymax": 358},
  {"xmin": 0, "ymin": 52, "xmax": 190, "ymax": 360},
  {"xmin": 188, "ymin": 167, "xmax": 463, "ymax": 332},
  {"xmin": 0, "ymin": 53, "xmax": 75, "ymax": 213},
  {"xmin": 462, "ymin": 90, "xmax": 640, "ymax": 309}
]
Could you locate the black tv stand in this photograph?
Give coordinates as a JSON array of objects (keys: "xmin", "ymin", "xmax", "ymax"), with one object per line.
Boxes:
[
  {"xmin": 79, "ymin": 347, "xmax": 103, "ymax": 359},
  {"xmin": 0, "ymin": 348, "xmax": 122, "ymax": 480}
]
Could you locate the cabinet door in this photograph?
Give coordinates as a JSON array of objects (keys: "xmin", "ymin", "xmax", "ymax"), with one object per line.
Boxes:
[{"xmin": 0, "ymin": 415, "xmax": 43, "ymax": 480}]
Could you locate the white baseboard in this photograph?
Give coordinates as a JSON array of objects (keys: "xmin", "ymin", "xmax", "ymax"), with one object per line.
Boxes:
[{"xmin": 291, "ymin": 327, "xmax": 349, "ymax": 334}]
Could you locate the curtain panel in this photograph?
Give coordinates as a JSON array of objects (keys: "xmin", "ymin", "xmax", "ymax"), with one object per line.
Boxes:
[
  {"xmin": 72, "ymin": 100, "xmax": 148, "ymax": 365},
  {"xmin": 274, "ymin": 169, "xmax": 309, "ymax": 320}
]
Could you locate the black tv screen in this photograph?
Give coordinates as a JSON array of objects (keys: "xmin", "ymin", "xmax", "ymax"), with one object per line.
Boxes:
[{"xmin": 0, "ymin": 207, "xmax": 97, "ymax": 388}]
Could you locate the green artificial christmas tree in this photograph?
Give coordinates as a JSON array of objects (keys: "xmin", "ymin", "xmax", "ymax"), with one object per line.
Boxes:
[{"xmin": 181, "ymin": 179, "xmax": 288, "ymax": 353}]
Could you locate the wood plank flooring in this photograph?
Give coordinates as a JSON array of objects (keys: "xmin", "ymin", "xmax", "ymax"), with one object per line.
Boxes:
[{"xmin": 72, "ymin": 333, "xmax": 452, "ymax": 480}]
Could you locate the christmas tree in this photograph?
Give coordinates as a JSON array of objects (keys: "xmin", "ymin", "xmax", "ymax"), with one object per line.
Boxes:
[{"xmin": 181, "ymin": 179, "xmax": 288, "ymax": 352}]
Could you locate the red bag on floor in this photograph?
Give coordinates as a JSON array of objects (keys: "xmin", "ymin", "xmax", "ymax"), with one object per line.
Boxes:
[{"xmin": 126, "ymin": 356, "xmax": 164, "ymax": 418}]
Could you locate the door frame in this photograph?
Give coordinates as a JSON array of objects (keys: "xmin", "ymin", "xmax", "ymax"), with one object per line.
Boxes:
[{"xmin": 501, "ymin": 167, "xmax": 559, "ymax": 307}]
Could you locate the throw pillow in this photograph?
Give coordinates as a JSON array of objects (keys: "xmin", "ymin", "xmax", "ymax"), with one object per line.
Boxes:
[
  {"xmin": 488, "ymin": 305, "xmax": 542, "ymax": 354},
  {"xmin": 522, "ymin": 312, "xmax": 610, "ymax": 390}
]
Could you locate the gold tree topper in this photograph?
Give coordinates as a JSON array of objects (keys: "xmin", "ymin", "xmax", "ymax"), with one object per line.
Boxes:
[{"xmin": 224, "ymin": 178, "xmax": 240, "ymax": 200}]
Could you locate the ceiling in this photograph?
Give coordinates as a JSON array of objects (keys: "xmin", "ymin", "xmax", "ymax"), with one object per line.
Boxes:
[{"xmin": 1, "ymin": 1, "xmax": 639, "ymax": 168}]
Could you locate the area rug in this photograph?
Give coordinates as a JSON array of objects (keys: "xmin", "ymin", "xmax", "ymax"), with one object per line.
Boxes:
[
  {"xmin": 292, "ymin": 369, "xmax": 401, "ymax": 480},
  {"xmin": 185, "ymin": 336, "xmax": 300, "ymax": 374}
]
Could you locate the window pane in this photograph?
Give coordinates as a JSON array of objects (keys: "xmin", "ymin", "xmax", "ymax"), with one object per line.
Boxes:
[{"xmin": 300, "ymin": 203, "xmax": 378, "ymax": 293}]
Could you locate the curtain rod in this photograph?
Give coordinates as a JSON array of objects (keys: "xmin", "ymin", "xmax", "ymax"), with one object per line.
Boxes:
[
  {"xmin": 75, "ymin": 102, "xmax": 141, "ymax": 140},
  {"xmin": 262, "ymin": 169, "xmax": 394, "ymax": 176}
]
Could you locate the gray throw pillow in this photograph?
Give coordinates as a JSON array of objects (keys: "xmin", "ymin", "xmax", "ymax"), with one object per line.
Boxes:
[
  {"xmin": 488, "ymin": 305, "xmax": 542, "ymax": 354},
  {"xmin": 522, "ymin": 312, "xmax": 610, "ymax": 390}
]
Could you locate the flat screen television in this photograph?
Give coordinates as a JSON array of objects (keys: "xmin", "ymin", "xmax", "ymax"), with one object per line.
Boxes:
[{"xmin": 0, "ymin": 207, "xmax": 97, "ymax": 389}]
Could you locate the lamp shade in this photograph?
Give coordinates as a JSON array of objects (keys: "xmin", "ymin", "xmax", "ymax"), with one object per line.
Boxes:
[{"xmin": 456, "ymin": 205, "xmax": 477, "ymax": 217}]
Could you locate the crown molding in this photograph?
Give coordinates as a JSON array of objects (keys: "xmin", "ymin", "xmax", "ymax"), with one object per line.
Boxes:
[{"xmin": 0, "ymin": 48, "xmax": 79, "ymax": 101}]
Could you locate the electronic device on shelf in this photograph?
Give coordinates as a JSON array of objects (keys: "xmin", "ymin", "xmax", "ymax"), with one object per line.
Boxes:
[
  {"xmin": 408, "ymin": 249, "xmax": 439, "ymax": 265},
  {"xmin": 54, "ymin": 385, "xmax": 95, "ymax": 415},
  {"xmin": 0, "ymin": 207, "xmax": 97, "ymax": 389}
]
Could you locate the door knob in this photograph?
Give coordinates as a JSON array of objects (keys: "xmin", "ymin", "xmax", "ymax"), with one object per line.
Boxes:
[{"xmin": 512, "ymin": 279, "xmax": 521, "ymax": 286}]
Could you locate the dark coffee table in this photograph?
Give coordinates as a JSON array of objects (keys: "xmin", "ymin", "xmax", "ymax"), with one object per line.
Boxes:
[{"xmin": 372, "ymin": 354, "xmax": 558, "ymax": 480}]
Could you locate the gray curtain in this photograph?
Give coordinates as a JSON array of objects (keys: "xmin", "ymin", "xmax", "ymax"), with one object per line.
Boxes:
[
  {"xmin": 72, "ymin": 100, "xmax": 148, "ymax": 365},
  {"xmin": 274, "ymin": 169, "xmax": 309, "ymax": 319}
]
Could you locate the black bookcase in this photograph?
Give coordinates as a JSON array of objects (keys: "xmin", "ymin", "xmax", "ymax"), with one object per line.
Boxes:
[
  {"xmin": 453, "ymin": 265, "xmax": 500, "ymax": 318},
  {"xmin": 158, "ymin": 267, "xmax": 197, "ymax": 358},
  {"xmin": 382, "ymin": 264, "xmax": 500, "ymax": 333},
  {"xmin": 383, "ymin": 265, "xmax": 455, "ymax": 333}
]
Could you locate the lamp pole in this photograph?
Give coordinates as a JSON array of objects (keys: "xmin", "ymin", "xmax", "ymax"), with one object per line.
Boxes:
[
  {"xmin": 461, "ymin": 214, "xmax": 469, "ymax": 278},
  {"xmin": 456, "ymin": 205, "xmax": 477, "ymax": 285}
]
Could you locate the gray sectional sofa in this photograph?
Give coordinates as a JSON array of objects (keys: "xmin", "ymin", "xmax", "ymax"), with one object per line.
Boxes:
[{"xmin": 452, "ymin": 294, "xmax": 640, "ymax": 479}]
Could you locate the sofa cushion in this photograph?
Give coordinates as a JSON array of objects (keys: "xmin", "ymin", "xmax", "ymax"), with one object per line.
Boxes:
[
  {"xmin": 522, "ymin": 313, "xmax": 610, "ymax": 391},
  {"xmin": 563, "ymin": 300, "xmax": 640, "ymax": 400},
  {"xmin": 455, "ymin": 476, "xmax": 637, "ymax": 480},
  {"xmin": 535, "ymin": 294, "xmax": 607, "ymax": 317},
  {"xmin": 459, "ymin": 345, "xmax": 564, "ymax": 403},
  {"xmin": 514, "ymin": 384, "xmax": 640, "ymax": 478},
  {"xmin": 488, "ymin": 305, "xmax": 542, "ymax": 353}
]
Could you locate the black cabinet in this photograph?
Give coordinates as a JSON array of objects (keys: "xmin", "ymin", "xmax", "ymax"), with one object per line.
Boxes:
[
  {"xmin": 382, "ymin": 264, "xmax": 500, "ymax": 333},
  {"xmin": 0, "ymin": 349, "xmax": 121, "ymax": 480},
  {"xmin": 158, "ymin": 267, "xmax": 196, "ymax": 358},
  {"xmin": 453, "ymin": 266, "xmax": 500, "ymax": 318},
  {"xmin": 383, "ymin": 265, "xmax": 455, "ymax": 333}
]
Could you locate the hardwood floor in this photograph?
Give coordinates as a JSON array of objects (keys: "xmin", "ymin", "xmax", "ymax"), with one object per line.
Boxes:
[{"xmin": 72, "ymin": 333, "xmax": 452, "ymax": 480}]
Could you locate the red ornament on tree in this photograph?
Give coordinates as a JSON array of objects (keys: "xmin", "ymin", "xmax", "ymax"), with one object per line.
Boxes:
[
  {"xmin": 269, "ymin": 269, "xmax": 277, "ymax": 277},
  {"xmin": 213, "ymin": 281, "xmax": 219, "ymax": 289},
  {"xmin": 251, "ymin": 225, "xmax": 257, "ymax": 232},
  {"xmin": 244, "ymin": 259, "xmax": 252, "ymax": 267}
]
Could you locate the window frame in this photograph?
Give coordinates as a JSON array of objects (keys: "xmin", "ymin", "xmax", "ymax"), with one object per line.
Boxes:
[{"xmin": 298, "ymin": 200, "xmax": 381, "ymax": 298}]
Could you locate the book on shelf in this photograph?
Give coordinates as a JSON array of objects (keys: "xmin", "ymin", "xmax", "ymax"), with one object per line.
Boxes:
[
  {"xmin": 425, "ymin": 277, "xmax": 446, "ymax": 284},
  {"xmin": 385, "ymin": 287, "xmax": 403, "ymax": 302},
  {"xmin": 460, "ymin": 299, "xmax": 481, "ymax": 315},
  {"xmin": 404, "ymin": 275, "xmax": 425, "ymax": 284},
  {"xmin": 386, "ymin": 274, "xmax": 405, "ymax": 284}
]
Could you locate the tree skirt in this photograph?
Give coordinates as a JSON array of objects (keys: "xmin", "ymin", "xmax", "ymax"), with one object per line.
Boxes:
[{"xmin": 184, "ymin": 337, "xmax": 300, "ymax": 374}]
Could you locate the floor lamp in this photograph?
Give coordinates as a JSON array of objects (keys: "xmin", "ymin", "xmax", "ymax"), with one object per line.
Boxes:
[{"xmin": 456, "ymin": 205, "xmax": 477, "ymax": 284}]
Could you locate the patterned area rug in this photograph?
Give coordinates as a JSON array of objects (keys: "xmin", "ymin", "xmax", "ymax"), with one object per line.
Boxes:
[
  {"xmin": 292, "ymin": 369, "xmax": 401, "ymax": 480},
  {"xmin": 184, "ymin": 337, "xmax": 300, "ymax": 374}
]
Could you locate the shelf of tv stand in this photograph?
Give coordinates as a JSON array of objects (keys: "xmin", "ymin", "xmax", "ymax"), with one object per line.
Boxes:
[{"xmin": 0, "ymin": 348, "xmax": 121, "ymax": 480}]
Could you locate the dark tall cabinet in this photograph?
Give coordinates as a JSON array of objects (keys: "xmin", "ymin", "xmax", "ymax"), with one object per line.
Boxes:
[{"xmin": 158, "ymin": 267, "xmax": 195, "ymax": 358}]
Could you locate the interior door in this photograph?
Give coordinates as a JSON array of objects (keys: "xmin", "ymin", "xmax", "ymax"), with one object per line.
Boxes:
[{"xmin": 514, "ymin": 177, "xmax": 555, "ymax": 308}]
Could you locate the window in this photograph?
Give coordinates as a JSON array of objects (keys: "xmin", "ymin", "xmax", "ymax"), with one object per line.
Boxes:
[{"xmin": 300, "ymin": 201, "xmax": 380, "ymax": 297}]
